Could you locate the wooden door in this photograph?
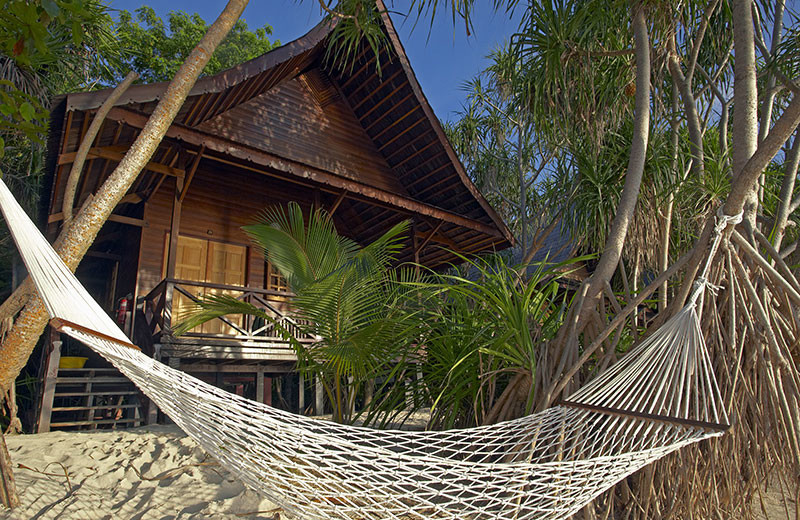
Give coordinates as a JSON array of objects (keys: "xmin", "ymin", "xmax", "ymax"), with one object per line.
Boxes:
[
  {"xmin": 170, "ymin": 236, "xmax": 208, "ymax": 331},
  {"xmin": 204, "ymin": 242, "xmax": 247, "ymax": 335},
  {"xmin": 165, "ymin": 236, "xmax": 246, "ymax": 335}
]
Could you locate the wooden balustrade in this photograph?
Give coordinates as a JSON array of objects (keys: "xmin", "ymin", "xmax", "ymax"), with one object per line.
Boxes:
[{"xmin": 137, "ymin": 279, "xmax": 314, "ymax": 360}]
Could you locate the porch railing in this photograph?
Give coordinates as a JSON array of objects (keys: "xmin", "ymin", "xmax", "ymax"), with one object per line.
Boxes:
[{"xmin": 139, "ymin": 278, "xmax": 315, "ymax": 347}]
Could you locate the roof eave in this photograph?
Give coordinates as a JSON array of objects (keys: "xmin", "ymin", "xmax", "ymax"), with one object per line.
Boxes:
[{"xmin": 65, "ymin": 17, "xmax": 337, "ymax": 113}]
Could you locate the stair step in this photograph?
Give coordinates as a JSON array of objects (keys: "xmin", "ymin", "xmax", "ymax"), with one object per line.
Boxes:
[
  {"xmin": 50, "ymin": 418, "xmax": 141, "ymax": 427},
  {"xmin": 55, "ymin": 377, "xmax": 131, "ymax": 384},
  {"xmin": 54, "ymin": 390, "xmax": 140, "ymax": 397},
  {"xmin": 52, "ymin": 404, "xmax": 140, "ymax": 412},
  {"xmin": 57, "ymin": 367, "xmax": 119, "ymax": 373}
]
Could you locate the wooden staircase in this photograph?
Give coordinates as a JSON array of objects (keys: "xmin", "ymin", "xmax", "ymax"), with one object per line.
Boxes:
[{"xmin": 37, "ymin": 340, "xmax": 145, "ymax": 432}]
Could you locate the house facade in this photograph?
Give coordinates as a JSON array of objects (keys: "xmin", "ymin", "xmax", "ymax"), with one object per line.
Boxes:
[{"xmin": 36, "ymin": 3, "xmax": 512, "ymax": 431}]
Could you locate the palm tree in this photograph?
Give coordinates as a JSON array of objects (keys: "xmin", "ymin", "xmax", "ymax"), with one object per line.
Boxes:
[{"xmin": 176, "ymin": 203, "xmax": 416, "ymax": 423}]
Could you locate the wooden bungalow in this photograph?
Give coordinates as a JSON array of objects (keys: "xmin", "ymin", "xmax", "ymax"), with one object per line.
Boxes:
[{"xmin": 35, "ymin": 2, "xmax": 513, "ymax": 431}]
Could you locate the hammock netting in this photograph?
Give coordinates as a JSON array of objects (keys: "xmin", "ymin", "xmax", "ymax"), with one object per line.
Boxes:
[{"xmin": 0, "ymin": 179, "xmax": 729, "ymax": 519}]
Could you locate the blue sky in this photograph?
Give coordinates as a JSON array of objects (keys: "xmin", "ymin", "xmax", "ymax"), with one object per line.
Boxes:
[{"xmin": 107, "ymin": 1, "xmax": 523, "ymax": 123}]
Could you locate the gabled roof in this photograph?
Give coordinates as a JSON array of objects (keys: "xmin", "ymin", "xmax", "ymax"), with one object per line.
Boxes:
[{"xmin": 50, "ymin": 1, "xmax": 513, "ymax": 267}]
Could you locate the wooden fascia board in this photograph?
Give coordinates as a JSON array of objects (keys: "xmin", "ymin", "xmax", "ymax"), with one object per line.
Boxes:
[
  {"xmin": 374, "ymin": 0, "xmax": 515, "ymax": 246},
  {"xmin": 106, "ymin": 107, "xmax": 504, "ymax": 239},
  {"xmin": 64, "ymin": 20, "xmax": 336, "ymax": 113}
]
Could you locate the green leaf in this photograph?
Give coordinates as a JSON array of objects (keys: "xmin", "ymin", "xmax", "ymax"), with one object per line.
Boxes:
[
  {"xmin": 19, "ymin": 102, "xmax": 35, "ymax": 122},
  {"xmin": 0, "ymin": 136, "xmax": 5, "ymax": 159},
  {"xmin": 0, "ymin": 104, "xmax": 14, "ymax": 117},
  {"xmin": 41, "ymin": 0, "xmax": 61, "ymax": 18},
  {"xmin": 72, "ymin": 20, "xmax": 83, "ymax": 45}
]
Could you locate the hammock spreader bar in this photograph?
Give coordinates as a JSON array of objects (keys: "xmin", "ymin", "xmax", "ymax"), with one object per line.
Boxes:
[
  {"xmin": 49, "ymin": 317, "xmax": 140, "ymax": 351},
  {"xmin": 558, "ymin": 399, "xmax": 731, "ymax": 432}
]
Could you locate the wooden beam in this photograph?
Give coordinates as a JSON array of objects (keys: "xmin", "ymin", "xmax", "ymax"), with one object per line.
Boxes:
[
  {"xmin": 351, "ymin": 69, "xmax": 405, "ymax": 112},
  {"xmin": 119, "ymin": 193, "xmax": 143, "ymax": 205},
  {"xmin": 390, "ymin": 136, "xmax": 438, "ymax": 167},
  {"xmin": 179, "ymin": 145, "xmax": 205, "ymax": 202},
  {"xmin": 50, "ymin": 318, "xmax": 140, "ymax": 351},
  {"xmin": 183, "ymin": 364, "xmax": 292, "ymax": 373},
  {"xmin": 416, "ymin": 220, "xmax": 444, "ymax": 252},
  {"xmin": 363, "ymin": 91, "xmax": 414, "ymax": 131},
  {"xmin": 371, "ymin": 105, "xmax": 421, "ymax": 142},
  {"xmin": 328, "ymin": 190, "xmax": 347, "ymax": 216},
  {"xmin": 58, "ymin": 146, "xmax": 185, "ymax": 177},
  {"xmin": 48, "ymin": 212, "xmax": 148, "ymax": 228},
  {"xmin": 106, "ymin": 107, "xmax": 504, "ymax": 239},
  {"xmin": 558, "ymin": 400, "xmax": 731, "ymax": 433}
]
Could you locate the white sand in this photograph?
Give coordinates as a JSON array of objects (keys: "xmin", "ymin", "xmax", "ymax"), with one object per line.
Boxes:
[
  {"xmin": 1, "ymin": 423, "xmax": 795, "ymax": 519},
  {"xmin": 0, "ymin": 426, "xmax": 281, "ymax": 520}
]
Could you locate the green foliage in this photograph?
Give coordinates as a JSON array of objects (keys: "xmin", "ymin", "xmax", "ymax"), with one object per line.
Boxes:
[
  {"xmin": 1, "ymin": 0, "xmax": 120, "ymax": 97},
  {"xmin": 324, "ymin": 0, "xmax": 391, "ymax": 76},
  {"xmin": 116, "ymin": 6, "xmax": 280, "ymax": 83},
  {"xmin": 367, "ymin": 254, "xmax": 578, "ymax": 429},
  {"xmin": 0, "ymin": 80, "xmax": 48, "ymax": 142},
  {"xmin": 514, "ymin": 0, "xmax": 634, "ymax": 148},
  {"xmin": 178, "ymin": 202, "xmax": 419, "ymax": 424}
]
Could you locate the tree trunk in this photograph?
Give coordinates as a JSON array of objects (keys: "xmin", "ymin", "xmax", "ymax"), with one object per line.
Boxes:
[
  {"xmin": 0, "ymin": 74, "xmax": 139, "ymax": 332},
  {"xmin": 772, "ymin": 130, "xmax": 799, "ymax": 251},
  {"xmin": 730, "ymin": 0, "xmax": 759, "ymax": 227},
  {"xmin": 62, "ymin": 71, "xmax": 139, "ymax": 226},
  {"xmin": 579, "ymin": 6, "xmax": 651, "ymax": 319},
  {"xmin": 660, "ymin": 81, "xmax": 680, "ymax": 312},
  {"xmin": 757, "ymin": 0, "xmax": 785, "ymax": 145},
  {"xmin": 0, "ymin": 0, "xmax": 249, "ymax": 507},
  {"xmin": 667, "ymin": 35, "xmax": 704, "ymax": 179},
  {"xmin": 0, "ymin": 432, "xmax": 18, "ymax": 509}
]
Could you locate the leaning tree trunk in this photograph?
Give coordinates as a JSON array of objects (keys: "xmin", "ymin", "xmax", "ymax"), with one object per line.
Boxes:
[
  {"xmin": 0, "ymin": 0, "xmax": 249, "ymax": 508},
  {"xmin": 0, "ymin": 73, "xmax": 139, "ymax": 340},
  {"xmin": 578, "ymin": 6, "xmax": 650, "ymax": 318},
  {"xmin": 544, "ymin": 5, "xmax": 651, "ymax": 408},
  {"xmin": 730, "ymin": 0, "xmax": 759, "ymax": 228}
]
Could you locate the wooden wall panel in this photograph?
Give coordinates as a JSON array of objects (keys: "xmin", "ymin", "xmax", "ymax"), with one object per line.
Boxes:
[
  {"xmin": 137, "ymin": 163, "xmax": 318, "ymax": 296},
  {"xmin": 197, "ymin": 76, "xmax": 407, "ymax": 195}
]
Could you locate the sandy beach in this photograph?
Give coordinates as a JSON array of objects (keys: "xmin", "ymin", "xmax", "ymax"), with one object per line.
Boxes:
[
  {"xmin": 0, "ymin": 423, "xmax": 795, "ymax": 519},
  {"xmin": 0, "ymin": 426, "xmax": 281, "ymax": 520}
]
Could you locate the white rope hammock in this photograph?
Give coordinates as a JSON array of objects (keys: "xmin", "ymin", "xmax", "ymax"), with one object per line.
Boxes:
[{"xmin": 0, "ymin": 179, "xmax": 732, "ymax": 520}]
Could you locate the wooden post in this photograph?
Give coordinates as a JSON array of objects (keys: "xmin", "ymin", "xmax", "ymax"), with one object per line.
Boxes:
[
  {"xmin": 264, "ymin": 376, "xmax": 272, "ymax": 406},
  {"xmin": 315, "ymin": 375, "xmax": 324, "ymax": 415},
  {"xmin": 37, "ymin": 333, "xmax": 61, "ymax": 433},
  {"xmin": 146, "ymin": 346, "xmax": 161, "ymax": 425},
  {"xmin": 298, "ymin": 372, "xmax": 305, "ymax": 413},
  {"xmin": 256, "ymin": 370, "xmax": 265, "ymax": 404},
  {"xmin": 85, "ymin": 369, "xmax": 96, "ymax": 429},
  {"xmin": 164, "ymin": 173, "xmax": 184, "ymax": 331}
]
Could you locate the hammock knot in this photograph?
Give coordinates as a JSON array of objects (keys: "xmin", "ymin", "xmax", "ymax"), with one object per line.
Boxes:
[
  {"xmin": 714, "ymin": 208, "xmax": 744, "ymax": 235},
  {"xmin": 693, "ymin": 276, "xmax": 722, "ymax": 298}
]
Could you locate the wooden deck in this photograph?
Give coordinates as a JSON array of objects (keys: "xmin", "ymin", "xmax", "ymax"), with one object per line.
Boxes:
[{"xmin": 139, "ymin": 278, "xmax": 314, "ymax": 361}]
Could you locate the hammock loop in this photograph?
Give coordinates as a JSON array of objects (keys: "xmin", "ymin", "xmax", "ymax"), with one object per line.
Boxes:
[{"xmin": 690, "ymin": 209, "xmax": 744, "ymax": 306}]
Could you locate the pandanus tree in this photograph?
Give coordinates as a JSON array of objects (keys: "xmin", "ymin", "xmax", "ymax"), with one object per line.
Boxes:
[
  {"xmin": 447, "ymin": 0, "xmax": 800, "ymax": 517},
  {"xmin": 175, "ymin": 203, "xmax": 418, "ymax": 424}
]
